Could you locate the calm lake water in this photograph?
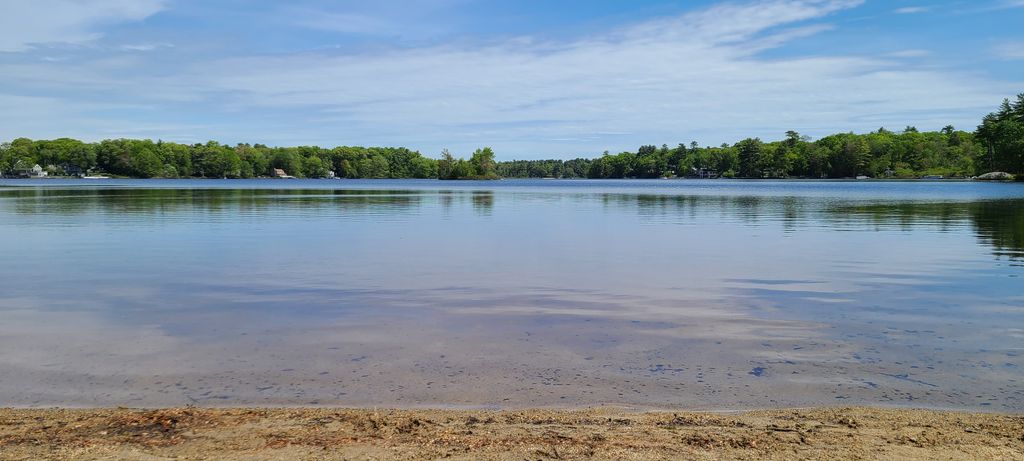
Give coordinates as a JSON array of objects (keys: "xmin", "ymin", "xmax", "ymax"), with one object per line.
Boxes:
[{"xmin": 1, "ymin": 179, "xmax": 1022, "ymax": 411}]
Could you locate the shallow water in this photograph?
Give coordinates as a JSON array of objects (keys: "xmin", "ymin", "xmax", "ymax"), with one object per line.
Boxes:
[{"xmin": 1, "ymin": 179, "xmax": 1022, "ymax": 411}]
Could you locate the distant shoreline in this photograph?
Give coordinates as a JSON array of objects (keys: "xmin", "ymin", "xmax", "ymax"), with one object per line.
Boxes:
[{"xmin": 0, "ymin": 176, "xmax": 1017, "ymax": 182}]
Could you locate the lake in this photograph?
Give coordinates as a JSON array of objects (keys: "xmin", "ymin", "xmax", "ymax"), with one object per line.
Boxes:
[{"xmin": 1, "ymin": 179, "xmax": 1022, "ymax": 411}]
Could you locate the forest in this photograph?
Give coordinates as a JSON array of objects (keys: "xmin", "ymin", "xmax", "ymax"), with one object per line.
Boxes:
[
  {"xmin": 1, "ymin": 95, "xmax": 1021, "ymax": 180},
  {"xmin": 500, "ymin": 95, "xmax": 1024, "ymax": 180}
]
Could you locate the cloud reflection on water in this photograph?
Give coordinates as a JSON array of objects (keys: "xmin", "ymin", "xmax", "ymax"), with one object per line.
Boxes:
[{"xmin": 0, "ymin": 181, "xmax": 1021, "ymax": 410}]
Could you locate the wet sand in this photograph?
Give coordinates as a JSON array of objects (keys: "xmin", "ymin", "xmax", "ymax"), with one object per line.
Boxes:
[{"xmin": 1, "ymin": 406, "xmax": 1021, "ymax": 460}]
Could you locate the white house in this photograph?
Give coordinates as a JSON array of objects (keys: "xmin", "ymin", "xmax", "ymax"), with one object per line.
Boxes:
[
  {"xmin": 30, "ymin": 164, "xmax": 47, "ymax": 178},
  {"xmin": 11, "ymin": 162, "xmax": 47, "ymax": 178}
]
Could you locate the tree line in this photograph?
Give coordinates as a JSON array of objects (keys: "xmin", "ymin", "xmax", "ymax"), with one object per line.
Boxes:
[
  {"xmin": 0, "ymin": 138, "xmax": 388, "ymax": 178},
  {"xmin": 2, "ymin": 95, "xmax": 1021, "ymax": 180},
  {"xmin": 499, "ymin": 127, "xmax": 983, "ymax": 179},
  {"xmin": 0, "ymin": 140, "xmax": 496, "ymax": 180},
  {"xmin": 501, "ymin": 96, "xmax": 1023, "ymax": 179}
]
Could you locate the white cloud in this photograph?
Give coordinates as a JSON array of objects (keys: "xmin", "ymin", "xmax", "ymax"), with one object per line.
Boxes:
[
  {"xmin": 0, "ymin": 0, "xmax": 1016, "ymax": 156},
  {"xmin": 885, "ymin": 49, "xmax": 931, "ymax": 58},
  {"xmin": 281, "ymin": 1, "xmax": 463, "ymax": 39},
  {"xmin": 0, "ymin": 0, "xmax": 164, "ymax": 52},
  {"xmin": 970, "ymin": 0, "xmax": 1024, "ymax": 12},
  {"xmin": 289, "ymin": 10, "xmax": 400, "ymax": 35},
  {"xmin": 119, "ymin": 42, "xmax": 173, "ymax": 52},
  {"xmin": 181, "ymin": 0, "xmax": 1005, "ymax": 152},
  {"xmin": 993, "ymin": 42, "xmax": 1024, "ymax": 60},
  {"xmin": 894, "ymin": 6, "xmax": 929, "ymax": 14}
]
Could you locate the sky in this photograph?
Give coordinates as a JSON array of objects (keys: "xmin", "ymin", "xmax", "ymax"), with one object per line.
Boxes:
[{"xmin": 0, "ymin": 0, "xmax": 1022, "ymax": 160}]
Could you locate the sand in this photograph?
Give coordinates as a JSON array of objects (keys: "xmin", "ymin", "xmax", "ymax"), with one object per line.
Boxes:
[{"xmin": 1, "ymin": 407, "xmax": 1021, "ymax": 460}]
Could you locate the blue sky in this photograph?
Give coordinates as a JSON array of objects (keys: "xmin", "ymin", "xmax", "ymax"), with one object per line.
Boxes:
[{"xmin": 0, "ymin": 0, "xmax": 1022, "ymax": 160}]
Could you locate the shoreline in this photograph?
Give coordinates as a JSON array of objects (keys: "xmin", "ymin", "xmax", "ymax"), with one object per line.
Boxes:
[
  {"xmin": 2, "ymin": 401, "xmax": 1016, "ymax": 415},
  {"xmin": 1, "ymin": 176, "xmax": 1016, "ymax": 181},
  {"xmin": 2, "ymin": 406, "xmax": 1021, "ymax": 460}
]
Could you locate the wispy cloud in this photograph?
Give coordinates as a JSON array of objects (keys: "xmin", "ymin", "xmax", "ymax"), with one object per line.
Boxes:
[
  {"xmin": 894, "ymin": 6, "xmax": 929, "ymax": 14},
  {"xmin": 179, "ymin": 0, "xmax": 1003, "ymax": 152},
  {"xmin": 0, "ymin": 0, "xmax": 165, "ymax": 52},
  {"xmin": 119, "ymin": 43, "xmax": 173, "ymax": 52},
  {"xmin": 993, "ymin": 42, "xmax": 1024, "ymax": 60},
  {"xmin": 885, "ymin": 49, "xmax": 931, "ymax": 58},
  {"xmin": 0, "ymin": 0, "xmax": 1016, "ymax": 157},
  {"xmin": 966, "ymin": 0, "xmax": 1024, "ymax": 12},
  {"xmin": 287, "ymin": 9, "xmax": 403, "ymax": 36},
  {"xmin": 281, "ymin": 2, "xmax": 460, "ymax": 39}
]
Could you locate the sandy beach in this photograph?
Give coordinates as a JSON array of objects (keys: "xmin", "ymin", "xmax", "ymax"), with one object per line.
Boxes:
[{"xmin": 1, "ymin": 406, "xmax": 1021, "ymax": 460}]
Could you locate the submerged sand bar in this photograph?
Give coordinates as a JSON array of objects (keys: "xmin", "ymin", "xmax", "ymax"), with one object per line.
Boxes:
[{"xmin": 1, "ymin": 407, "xmax": 1022, "ymax": 460}]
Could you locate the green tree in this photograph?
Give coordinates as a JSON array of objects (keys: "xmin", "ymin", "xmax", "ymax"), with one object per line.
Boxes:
[
  {"xmin": 193, "ymin": 142, "xmax": 241, "ymax": 178},
  {"xmin": 736, "ymin": 138, "xmax": 763, "ymax": 178},
  {"xmin": 410, "ymin": 156, "xmax": 438, "ymax": 179},
  {"xmin": 438, "ymin": 149, "xmax": 455, "ymax": 179},
  {"xmin": 270, "ymin": 150, "xmax": 303, "ymax": 177},
  {"xmin": 34, "ymin": 138, "xmax": 95, "ymax": 172},
  {"xmin": 1, "ymin": 138, "xmax": 35, "ymax": 172},
  {"xmin": 303, "ymin": 155, "xmax": 330, "ymax": 178},
  {"xmin": 130, "ymin": 145, "xmax": 163, "ymax": 178},
  {"xmin": 976, "ymin": 94, "xmax": 1024, "ymax": 175},
  {"xmin": 359, "ymin": 154, "xmax": 390, "ymax": 178},
  {"xmin": 469, "ymin": 147, "xmax": 497, "ymax": 178}
]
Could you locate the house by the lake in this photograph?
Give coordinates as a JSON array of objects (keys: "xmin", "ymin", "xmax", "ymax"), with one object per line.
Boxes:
[
  {"xmin": 9, "ymin": 162, "xmax": 48, "ymax": 178},
  {"xmin": 272, "ymin": 168, "xmax": 295, "ymax": 179},
  {"xmin": 692, "ymin": 167, "xmax": 719, "ymax": 179},
  {"xmin": 61, "ymin": 164, "xmax": 84, "ymax": 177}
]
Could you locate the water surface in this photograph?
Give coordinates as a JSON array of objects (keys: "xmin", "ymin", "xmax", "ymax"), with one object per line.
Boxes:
[{"xmin": 1, "ymin": 179, "xmax": 1022, "ymax": 411}]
